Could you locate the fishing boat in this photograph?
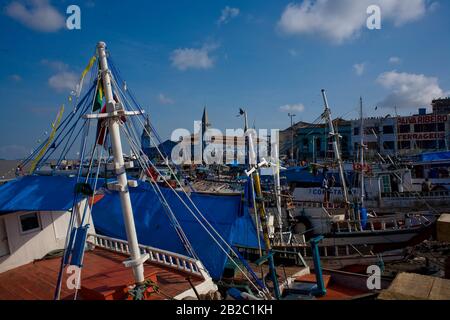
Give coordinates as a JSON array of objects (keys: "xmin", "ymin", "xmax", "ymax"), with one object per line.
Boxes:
[
  {"xmin": 1, "ymin": 42, "xmax": 290, "ymax": 300},
  {"xmin": 235, "ymin": 91, "xmax": 437, "ymax": 270}
]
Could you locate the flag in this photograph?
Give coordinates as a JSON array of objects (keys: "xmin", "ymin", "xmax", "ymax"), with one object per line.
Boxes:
[
  {"xmin": 29, "ymin": 105, "xmax": 64, "ymax": 173},
  {"xmin": 93, "ymin": 80, "xmax": 104, "ymax": 112},
  {"xmin": 96, "ymin": 104, "xmax": 108, "ymax": 146}
]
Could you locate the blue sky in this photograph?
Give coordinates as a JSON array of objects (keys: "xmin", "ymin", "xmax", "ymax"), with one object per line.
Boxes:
[{"xmin": 0, "ymin": 0, "xmax": 449, "ymax": 159}]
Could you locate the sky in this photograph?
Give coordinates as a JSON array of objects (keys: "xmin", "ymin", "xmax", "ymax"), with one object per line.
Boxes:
[{"xmin": 0, "ymin": 0, "xmax": 449, "ymax": 159}]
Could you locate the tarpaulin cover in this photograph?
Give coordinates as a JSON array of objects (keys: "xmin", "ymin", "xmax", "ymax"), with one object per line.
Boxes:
[
  {"xmin": 0, "ymin": 175, "xmax": 261, "ymax": 279},
  {"xmin": 420, "ymin": 151, "xmax": 450, "ymax": 162},
  {"xmin": 92, "ymin": 182, "xmax": 260, "ymax": 280},
  {"xmin": 0, "ymin": 175, "xmax": 77, "ymax": 214}
]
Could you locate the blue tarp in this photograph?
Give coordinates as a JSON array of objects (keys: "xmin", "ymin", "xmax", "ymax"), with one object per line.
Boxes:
[
  {"xmin": 420, "ymin": 151, "xmax": 450, "ymax": 162},
  {"xmin": 0, "ymin": 175, "xmax": 77, "ymax": 214},
  {"xmin": 92, "ymin": 182, "xmax": 260, "ymax": 279},
  {"xmin": 0, "ymin": 175, "xmax": 260, "ymax": 279}
]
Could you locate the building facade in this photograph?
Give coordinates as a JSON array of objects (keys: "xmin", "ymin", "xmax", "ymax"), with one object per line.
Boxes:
[
  {"xmin": 280, "ymin": 119, "xmax": 352, "ymax": 162},
  {"xmin": 351, "ymin": 116, "xmax": 397, "ymax": 159},
  {"xmin": 280, "ymin": 102, "xmax": 450, "ymax": 162}
]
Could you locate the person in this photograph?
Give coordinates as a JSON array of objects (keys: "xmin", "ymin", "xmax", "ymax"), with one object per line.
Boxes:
[
  {"xmin": 15, "ymin": 165, "xmax": 23, "ymax": 177},
  {"xmin": 422, "ymin": 178, "xmax": 432, "ymax": 193},
  {"xmin": 322, "ymin": 175, "xmax": 330, "ymax": 204},
  {"xmin": 330, "ymin": 175, "xmax": 336, "ymax": 188}
]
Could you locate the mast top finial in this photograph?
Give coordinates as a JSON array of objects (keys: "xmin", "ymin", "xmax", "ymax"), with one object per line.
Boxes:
[{"xmin": 97, "ymin": 41, "xmax": 106, "ymax": 49}]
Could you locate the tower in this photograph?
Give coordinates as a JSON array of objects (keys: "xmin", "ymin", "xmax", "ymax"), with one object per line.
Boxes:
[
  {"xmin": 141, "ymin": 115, "xmax": 152, "ymax": 156},
  {"xmin": 201, "ymin": 107, "xmax": 211, "ymax": 164}
]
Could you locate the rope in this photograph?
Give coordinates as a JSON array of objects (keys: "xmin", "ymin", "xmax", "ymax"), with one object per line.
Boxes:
[{"xmin": 119, "ymin": 120, "xmax": 268, "ymax": 296}]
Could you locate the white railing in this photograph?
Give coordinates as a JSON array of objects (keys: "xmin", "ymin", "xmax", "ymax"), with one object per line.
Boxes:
[
  {"xmin": 334, "ymin": 213, "xmax": 433, "ymax": 234},
  {"xmin": 87, "ymin": 234, "xmax": 205, "ymax": 279},
  {"xmin": 381, "ymin": 190, "xmax": 450, "ymax": 199}
]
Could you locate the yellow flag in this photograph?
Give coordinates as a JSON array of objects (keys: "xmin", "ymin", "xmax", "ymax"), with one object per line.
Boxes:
[
  {"xmin": 76, "ymin": 55, "xmax": 97, "ymax": 97},
  {"xmin": 29, "ymin": 105, "xmax": 65, "ymax": 173}
]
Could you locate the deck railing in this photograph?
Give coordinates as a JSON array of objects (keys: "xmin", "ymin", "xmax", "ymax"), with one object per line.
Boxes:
[
  {"xmin": 381, "ymin": 190, "xmax": 450, "ymax": 199},
  {"xmin": 87, "ymin": 234, "xmax": 206, "ymax": 279},
  {"xmin": 334, "ymin": 213, "xmax": 433, "ymax": 234},
  {"xmin": 293, "ymin": 201, "xmax": 347, "ymax": 210}
]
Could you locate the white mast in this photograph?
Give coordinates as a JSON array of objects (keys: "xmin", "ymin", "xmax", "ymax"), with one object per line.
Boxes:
[
  {"xmin": 97, "ymin": 42, "xmax": 147, "ymax": 285},
  {"xmin": 321, "ymin": 89, "xmax": 350, "ymax": 208},
  {"xmin": 359, "ymin": 97, "xmax": 365, "ymax": 207}
]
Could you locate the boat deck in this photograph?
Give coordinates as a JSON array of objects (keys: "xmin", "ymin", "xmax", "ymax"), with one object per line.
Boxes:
[{"xmin": 0, "ymin": 247, "xmax": 202, "ymax": 300}]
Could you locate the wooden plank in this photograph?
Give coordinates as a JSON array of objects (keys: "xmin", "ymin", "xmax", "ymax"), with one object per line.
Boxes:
[
  {"xmin": 0, "ymin": 248, "xmax": 201, "ymax": 300},
  {"xmin": 437, "ymin": 214, "xmax": 450, "ymax": 243},
  {"xmin": 379, "ymin": 273, "xmax": 450, "ymax": 300},
  {"xmin": 429, "ymin": 277, "xmax": 450, "ymax": 300}
]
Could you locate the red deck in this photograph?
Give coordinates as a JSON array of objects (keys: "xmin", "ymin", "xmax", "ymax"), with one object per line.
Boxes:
[
  {"xmin": 295, "ymin": 273, "xmax": 368, "ymax": 300},
  {"xmin": 0, "ymin": 248, "xmax": 202, "ymax": 300}
]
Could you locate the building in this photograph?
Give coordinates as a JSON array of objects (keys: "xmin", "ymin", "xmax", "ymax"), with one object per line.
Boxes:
[
  {"xmin": 280, "ymin": 105, "xmax": 450, "ymax": 162},
  {"xmin": 280, "ymin": 119, "xmax": 352, "ymax": 162},
  {"xmin": 174, "ymin": 107, "xmax": 273, "ymax": 165},
  {"xmin": 396, "ymin": 110, "xmax": 448, "ymax": 156},
  {"xmin": 432, "ymin": 97, "xmax": 450, "ymax": 115},
  {"xmin": 351, "ymin": 116, "xmax": 397, "ymax": 159}
]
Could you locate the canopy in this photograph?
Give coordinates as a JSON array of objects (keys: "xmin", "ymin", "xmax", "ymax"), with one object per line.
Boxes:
[
  {"xmin": 0, "ymin": 175, "xmax": 261, "ymax": 279},
  {"xmin": 92, "ymin": 181, "xmax": 260, "ymax": 279},
  {"xmin": 420, "ymin": 151, "xmax": 450, "ymax": 162},
  {"xmin": 0, "ymin": 175, "xmax": 77, "ymax": 214}
]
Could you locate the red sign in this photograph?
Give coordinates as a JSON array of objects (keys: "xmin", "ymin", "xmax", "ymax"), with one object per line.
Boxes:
[
  {"xmin": 398, "ymin": 132, "xmax": 445, "ymax": 141},
  {"xmin": 397, "ymin": 114, "xmax": 448, "ymax": 125}
]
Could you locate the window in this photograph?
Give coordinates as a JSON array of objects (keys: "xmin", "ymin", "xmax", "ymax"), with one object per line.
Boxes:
[
  {"xmin": 399, "ymin": 125, "xmax": 411, "ymax": 133},
  {"xmin": 367, "ymin": 142, "xmax": 378, "ymax": 150},
  {"xmin": 19, "ymin": 212, "xmax": 41, "ymax": 234},
  {"xmin": 381, "ymin": 175, "xmax": 391, "ymax": 193},
  {"xmin": 303, "ymin": 139, "xmax": 309, "ymax": 147},
  {"xmin": 353, "ymin": 127, "xmax": 360, "ymax": 136},
  {"xmin": 383, "ymin": 126, "xmax": 394, "ymax": 134},
  {"xmin": 365, "ymin": 127, "xmax": 380, "ymax": 135},
  {"xmin": 383, "ymin": 141, "xmax": 395, "ymax": 150},
  {"xmin": 399, "ymin": 141, "xmax": 411, "ymax": 150}
]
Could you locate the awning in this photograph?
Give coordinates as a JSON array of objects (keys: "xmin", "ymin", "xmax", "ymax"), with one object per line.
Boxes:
[{"xmin": 0, "ymin": 175, "xmax": 78, "ymax": 214}]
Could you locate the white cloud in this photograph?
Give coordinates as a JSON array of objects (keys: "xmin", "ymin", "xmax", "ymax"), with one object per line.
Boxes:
[
  {"xmin": 5, "ymin": 0, "xmax": 65, "ymax": 32},
  {"xmin": 280, "ymin": 103, "xmax": 305, "ymax": 113},
  {"xmin": 353, "ymin": 63, "xmax": 366, "ymax": 76},
  {"xmin": 41, "ymin": 59, "xmax": 78, "ymax": 92},
  {"xmin": 277, "ymin": 0, "xmax": 434, "ymax": 44},
  {"xmin": 217, "ymin": 6, "xmax": 240, "ymax": 25},
  {"xmin": 376, "ymin": 71, "xmax": 448, "ymax": 109},
  {"xmin": 158, "ymin": 93, "xmax": 174, "ymax": 105},
  {"xmin": 389, "ymin": 56, "xmax": 402, "ymax": 64},
  {"xmin": 48, "ymin": 71, "xmax": 78, "ymax": 92},
  {"xmin": 170, "ymin": 43, "xmax": 219, "ymax": 71}
]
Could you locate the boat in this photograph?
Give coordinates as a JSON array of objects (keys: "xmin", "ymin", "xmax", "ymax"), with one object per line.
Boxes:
[
  {"xmin": 235, "ymin": 91, "xmax": 438, "ymax": 271},
  {"xmin": 0, "ymin": 42, "xmax": 230, "ymax": 300}
]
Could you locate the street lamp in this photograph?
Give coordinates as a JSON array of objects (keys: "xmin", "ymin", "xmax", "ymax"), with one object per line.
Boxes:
[{"xmin": 288, "ymin": 113, "xmax": 296, "ymax": 163}]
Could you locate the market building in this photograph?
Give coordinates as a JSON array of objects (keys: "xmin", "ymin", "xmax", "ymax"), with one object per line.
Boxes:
[{"xmin": 279, "ymin": 98, "xmax": 450, "ymax": 162}]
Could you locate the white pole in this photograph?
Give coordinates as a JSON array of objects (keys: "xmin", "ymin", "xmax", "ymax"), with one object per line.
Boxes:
[
  {"xmin": 271, "ymin": 131, "xmax": 284, "ymax": 244},
  {"xmin": 97, "ymin": 42, "xmax": 146, "ymax": 285},
  {"xmin": 360, "ymin": 97, "xmax": 365, "ymax": 208},
  {"xmin": 321, "ymin": 89, "xmax": 350, "ymax": 207}
]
